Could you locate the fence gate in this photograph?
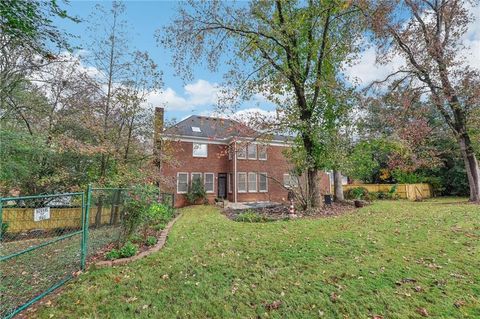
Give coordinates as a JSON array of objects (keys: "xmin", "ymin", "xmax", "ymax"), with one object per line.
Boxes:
[{"xmin": 0, "ymin": 192, "xmax": 87, "ymax": 319}]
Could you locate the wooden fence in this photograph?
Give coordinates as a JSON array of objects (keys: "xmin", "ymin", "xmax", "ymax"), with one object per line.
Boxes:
[
  {"xmin": 342, "ymin": 183, "xmax": 432, "ymax": 200},
  {"xmin": 2, "ymin": 207, "xmax": 113, "ymax": 232}
]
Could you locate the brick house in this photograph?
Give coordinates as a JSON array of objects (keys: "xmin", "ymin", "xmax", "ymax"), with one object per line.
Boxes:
[{"xmin": 156, "ymin": 108, "xmax": 330, "ymax": 207}]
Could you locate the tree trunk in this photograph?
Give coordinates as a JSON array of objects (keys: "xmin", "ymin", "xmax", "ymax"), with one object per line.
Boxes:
[
  {"xmin": 307, "ymin": 168, "xmax": 319, "ymax": 208},
  {"xmin": 333, "ymin": 170, "xmax": 344, "ymax": 202},
  {"xmin": 458, "ymin": 135, "xmax": 480, "ymax": 202}
]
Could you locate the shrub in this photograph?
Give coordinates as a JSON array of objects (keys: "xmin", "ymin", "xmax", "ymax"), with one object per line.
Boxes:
[
  {"xmin": 105, "ymin": 249, "xmax": 120, "ymax": 260},
  {"xmin": 235, "ymin": 210, "xmax": 265, "ymax": 223},
  {"xmin": 345, "ymin": 187, "xmax": 370, "ymax": 200},
  {"xmin": 1, "ymin": 222, "xmax": 9, "ymax": 238},
  {"xmin": 118, "ymin": 241, "xmax": 138, "ymax": 258},
  {"xmin": 146, "ymin": 203, "xmax": 174, "ymax": 223},
  {"xmin": 145, "ymin": 236, "xmax": 157, "ymax": 246},
  {"xmin": 153, "ymin": 223, "xmax": 166, "ymax": 231},
  {"xmin": 185, "ymin": 178, "xmax": 207, "ymax": 204}
]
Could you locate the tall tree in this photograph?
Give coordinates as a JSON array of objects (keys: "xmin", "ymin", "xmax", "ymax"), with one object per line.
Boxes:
[
  {"xmin": 161, "ymin": 0, "xmax": 361, "ymax": 208},
  {"xmin": 360, "ymin": 0, "xmax": 480, "ymax": 202}
]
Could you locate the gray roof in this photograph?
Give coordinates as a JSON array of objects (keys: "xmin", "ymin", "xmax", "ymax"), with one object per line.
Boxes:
[{"xmin": 165, "ymin": 115, "xmax": 291, "ymax": 142}]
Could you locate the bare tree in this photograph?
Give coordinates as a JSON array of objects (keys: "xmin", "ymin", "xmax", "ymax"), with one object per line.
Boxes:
[{"xmin": 360, "ymin": 0, "xmax": 480, "ymax": 202}]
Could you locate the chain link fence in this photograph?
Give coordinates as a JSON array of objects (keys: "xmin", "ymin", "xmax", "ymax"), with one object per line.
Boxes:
[{"xmin": 0, "ymin": 186, "xmax": 173, "ymax": 319}]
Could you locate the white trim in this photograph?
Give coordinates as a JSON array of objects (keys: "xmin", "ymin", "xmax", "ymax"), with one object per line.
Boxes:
[
  {"xmin": 237, "ymin": 142, "xmax": 246, "ymax": 159},
  {"xmin": 234, "ymin": 142, "xmax": 238, "ymax": 202},
  {"xmin": 191, "ymin": 172, "xmax": 202, "ymax": 182},
  {"xmin": 237, "ymin": 172, "xmax": 247, "ymax": 193},
  {"xmin": 176, "ymin": 172, "xmax": 189, "ymax": 194},
  {"xmin": 247, "ymin": 144, "xmax": 257, "ymax": 160},
  {"xmin": 248, "ymin": 172, "xmax": 257, "ymax": 193},
  {"xmin": 228, "ymin": 173, "xmax": 233, "ymax": 193},
  {"xmin": 258, "ymin": 145, "xmax": 267, "ymax": 160},
  {"xmin": 204, "ymin": 172, "xmax": 215, "ymax": 193},
  {"xmin": 162, "ymin": 134, "xmax": 293, "ymax": 146},
  {"xmin": 259, "ymin": 172, "xmax": 268, "ymax": 192},
  {"xmin": 192, "ymin": 143, "xmax": 208, "ymax": 157}
]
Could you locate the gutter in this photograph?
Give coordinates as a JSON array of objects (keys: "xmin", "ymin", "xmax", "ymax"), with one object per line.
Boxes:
[{"xmin": 234, "ymin": 139, "xmax": 237, "ymax": 203}]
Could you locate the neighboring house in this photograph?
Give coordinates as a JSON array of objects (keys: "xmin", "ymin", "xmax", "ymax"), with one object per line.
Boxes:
[{"xmin": 155, "ymin": 107, "xmax": 330, "ymax": 207}]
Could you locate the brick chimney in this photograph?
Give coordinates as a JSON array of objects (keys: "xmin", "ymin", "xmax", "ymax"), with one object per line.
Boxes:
[{"xmin": 154, "ymin": 107, "xmax": 164, "ymax": 161}]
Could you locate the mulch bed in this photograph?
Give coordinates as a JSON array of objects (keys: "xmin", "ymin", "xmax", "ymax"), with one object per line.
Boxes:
[{"xmin": 224, "ymin": 201, "xmax": 358, "ymax": 221}]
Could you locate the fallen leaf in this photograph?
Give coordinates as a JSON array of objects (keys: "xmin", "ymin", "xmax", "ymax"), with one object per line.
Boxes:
[
  {"xmin": 264, "ymin": 300, "xmax": 282, "ymax": 311},
  {"xmin": 454, "ymin": 300, "xmax": 466, "ymax": 308},
  {"xmin": 372, "ymin": 316, "xmax": 384, "ymax": 319},
  {"xmin": 330, "ymin": 292, "xmax": 339, "ymax": 303},
  {"xmin": 416, "ymin": 307, "xmax": 429, "ymax": 317}
]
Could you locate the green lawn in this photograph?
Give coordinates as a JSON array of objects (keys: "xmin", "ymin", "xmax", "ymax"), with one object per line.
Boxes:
[{"xmin": 33, "ymin": 199, "xmax": 479, "ymax": 318}]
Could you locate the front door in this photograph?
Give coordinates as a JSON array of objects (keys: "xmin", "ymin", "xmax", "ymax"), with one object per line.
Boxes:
[{"xmin": 218, "ymin": 173, "xmax": 227, "ymax": 199}]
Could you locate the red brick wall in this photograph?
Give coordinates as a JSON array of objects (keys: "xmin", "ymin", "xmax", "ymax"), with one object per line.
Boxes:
[{"xmin": 161, "ymin": 140, "xmax": 330, "ymax": 207}]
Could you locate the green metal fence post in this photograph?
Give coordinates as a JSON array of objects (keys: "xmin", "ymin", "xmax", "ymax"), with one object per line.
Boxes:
[
  {"xmin": 81, "ymin": 184, "xmax": 92, "ymax": 270},
  {"xmin": 80, "ymin": 192, "xmax": 86, "ymax": 270},
  {"xmin": 0, "ymin": 199, "xmax": 3, "ymax": 241}
]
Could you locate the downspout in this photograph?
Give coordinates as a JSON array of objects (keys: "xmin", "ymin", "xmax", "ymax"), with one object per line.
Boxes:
[{"xmin": 234, "ymin": 139, "xmax": 238, "ymax": 203}]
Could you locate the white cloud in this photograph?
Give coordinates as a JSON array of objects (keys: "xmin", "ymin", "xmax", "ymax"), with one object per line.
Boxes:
[
  {"xmin": 344, "ymin": 46, "xmax": 404, "ymax": 86},
  {"xmin": 145, "ymin": 79, "xmax": 226, "ymax": 111},
  {"xmin": 345, "ymin": 3, "xmax": 480, "ymax": 86},
  {"xmin": 462, "ymin": 2, "xmax": 480, "ymax": 70}
]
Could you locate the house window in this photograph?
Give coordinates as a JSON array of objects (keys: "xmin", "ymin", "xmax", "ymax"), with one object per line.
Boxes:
[
  {"xmin": 204, "ymin": 173, "xmax": 214, "ymax": 193},
  {"xmin": 283, "ymin": 173, "xmax": 299, "ymax": 188},
  {"xmin": 259, "ymin": 173, "xmax": 268, "ymax": 192},
  {"xmin": 258, "ymin": 145, "xmax": 267, "ymax": 160},
  {"xmin": 192, "ymin": 126, "xmax": 201, "ymax": 132},
  {"xmin": 228, "ymin": 147, "xmax": 232, "ymax": 160},
  {"xmin": 193, "ymin": 143, "xmax": 208, "ymax": 157},
  {"xmin": 237, "ymin": 144, "xmax": 246, "ymax": 159},
  {"xmin": 228, "ymin": 173, "xmax": 233, "ymax": 193},
  {"xmin": 248, "ymin": 172, "xmax": 257, "ymax": 192},
  {"xmin": 237, "ymin": 172, "xmax": 247, "ymax": 192},
  {"xmin": 247, "ymin": 144, "xmax": 257, "ymax": 159},
  {"xmin": 177, "ymin": 173, "xmax": 188, "ymax": 194},
  {"xmin": 191, "ymin": 172, "xmax": 202, "ymax": 183}
]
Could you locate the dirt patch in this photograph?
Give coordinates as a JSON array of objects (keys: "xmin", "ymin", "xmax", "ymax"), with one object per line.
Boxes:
[{"xmin": 224, "ymin": 201, "xmax": 357, "ymax": 221}]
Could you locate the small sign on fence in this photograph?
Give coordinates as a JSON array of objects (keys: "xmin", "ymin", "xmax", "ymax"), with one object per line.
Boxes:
[{"xmin": 34, "ymin": 207, "xmax": 51, "ymax": 221}]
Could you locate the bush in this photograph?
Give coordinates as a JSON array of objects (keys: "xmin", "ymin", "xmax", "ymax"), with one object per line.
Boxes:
[
  {"xmin": 235, "ymin": 210, "xmax": 265, "ymax": 223},
  {"xmin": 105, "ymin": 241, "xmax": 138, "ymax": 260},
  {"xmin": 153, "ymin": 223, "xmax": 166, "ymax": 231},
  {"xmin": 185, "ymin": 178, "xmax": 207, "ymax": 204},
  {"xmin": 345, "ymin": 187, "xmax": 370, "ymax": 200},
  {"xmin": 118, "ymin": 241, "xmax": 138, "ymax": 258},
  {"xmin": 145, "ymin": 236, "xmax": 157, "ymax": 246},
  {"xmin": 146, "ymin": 203, "xmax": 174, "ymax": 223},
  {"xmin": 1, "ymin": 222, "xmax": 9, "ymax": 238},
  {"xmin": 105, "ymin": 249, "xmax": 120, "ymax": 260}
]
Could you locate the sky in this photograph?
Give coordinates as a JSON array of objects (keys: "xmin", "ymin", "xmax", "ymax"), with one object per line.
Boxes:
[{"xmin": 54, "ymin": 1, "xmax": 480, "ymax": 122}]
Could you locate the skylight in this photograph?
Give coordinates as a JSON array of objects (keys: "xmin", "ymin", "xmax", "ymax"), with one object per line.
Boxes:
[{"xmin": 192, "ymin": 126, "xmax": 201, "ymax": 132}]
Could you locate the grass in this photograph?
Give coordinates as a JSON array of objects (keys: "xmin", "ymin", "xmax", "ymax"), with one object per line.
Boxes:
[
  {"xmin": 0, "ymin": 226, "xmax": 121, "ymax": 318},
  {"xmin": 32, "ymin": 199, "xmax": 479, "ymax": 318}
]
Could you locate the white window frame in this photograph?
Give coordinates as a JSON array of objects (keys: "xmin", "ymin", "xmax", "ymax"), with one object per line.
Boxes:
[
  {"xmin": 259, "ymin": 172, "xmax": 268, "ymax": 192},
  {"xmin": 283, "ymin": 173, "xmax": 299, "ymax": 189},
  {"xmin": 237, "ymin": 172, "xmax": 247, "ymax": 193},
  {"xmin": 237, "ymin": 143, "xmax": 246, "ymax": 159},
  {"xmin": 258, "ymin": 145, "xmax": 267, "ymax": 160},
  {"xmin": 177, "ymin": 172, "xmax": 189, "ymax": 194},
  {"xmin": 204, "ymin": 173, "xmax": 215, "ymax": 193},
  {"xmin": 192, "ymin": 143, "xmax": 208, "ymax": 158},
  {"xmin": 248, "ymin": 172, "xmax": 257, "ymax": 192},
  {"xmin": 228, "ymin": 148, "xmax": 232, "ymax": 160},
  {"xmin": 247, "ymin": 144, "xmax": 257, "ymax": 160},
  {"xmin": 191, "ymin": 172, "xmax": 202, "ymax": 184},
  {"xmin": 228, "ymin": 173, "xmax": 233, "ymax": 193}
]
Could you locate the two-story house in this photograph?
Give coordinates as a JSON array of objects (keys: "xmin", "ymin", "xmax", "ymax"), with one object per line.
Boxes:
[{"xmin": 155, "ymin": 107, "xmax": 330, "ymax": 207}]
